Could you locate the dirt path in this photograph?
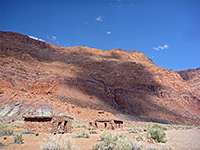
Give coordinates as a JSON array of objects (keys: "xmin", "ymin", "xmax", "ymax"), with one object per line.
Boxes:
[{"xmin": 164, "ymin": 128, "xmax": 200, "ymax": 150}]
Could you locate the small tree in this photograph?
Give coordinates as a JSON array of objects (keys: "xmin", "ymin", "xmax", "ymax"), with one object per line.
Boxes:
[{"xmin": 148, "ymin": 124, "xmax": 167, "ymax": 143}]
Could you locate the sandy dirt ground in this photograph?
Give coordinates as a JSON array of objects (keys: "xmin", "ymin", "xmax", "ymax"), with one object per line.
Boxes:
[
  {"xmin": 163, "ymin": 128, "xmax": 200, "ymax": 150},
  {"xmin": 1, "ymin": 128, "xmax": 200, "ymax": 150}
]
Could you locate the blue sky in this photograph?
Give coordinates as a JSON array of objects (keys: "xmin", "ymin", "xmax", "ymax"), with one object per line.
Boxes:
[{"xmin": 1, "ymin": 0, "xmax": 199, "ymax": 71}]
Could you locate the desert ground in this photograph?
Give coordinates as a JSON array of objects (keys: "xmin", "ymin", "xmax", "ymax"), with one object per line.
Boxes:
[{"xmin": 0, "ymin": 122, "xmax": 200, "ymax": 150}]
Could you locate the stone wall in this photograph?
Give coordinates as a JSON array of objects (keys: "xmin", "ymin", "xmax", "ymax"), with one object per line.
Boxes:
[
  {"xmin": 51, "ymin": 116, "xmax": 72, "ymax": 133},
  {"xmin": 24, "ymin": 116, "xmax": 72, "ymax": 133},
  {"xmin": 24, "ymin": 121, "xmax": 52, "ymax": 133},
  {"xmin": 92, "ymin": 120, "xmax": 123, "ymax": 130}
]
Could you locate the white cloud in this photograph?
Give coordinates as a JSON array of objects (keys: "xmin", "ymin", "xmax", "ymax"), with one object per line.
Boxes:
[
  {"xmin": 52, "ymin": 36, "xmax": 57, "ymax": 41},
  {"xmin": 106, "ymin": 31, "xmax": 111, "ymax": 35},
  {"xmin": 109, "ymin": 0, "xmax": 123, "ymax": 8},
  {"xmin": 28, "ymin": 35, "xmax": 45, "ymax": 42},
  {"xmin": 96, "ymin": 16, "xmax": 103, "ymax": 22},
  {"xmin": 153, "ymin": 44, "xmax": 168, "ymax": 51}
]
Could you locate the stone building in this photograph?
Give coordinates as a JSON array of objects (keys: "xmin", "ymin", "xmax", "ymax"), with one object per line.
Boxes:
[
  {"xmin": 23, "ymin": 115, "xmax": 73, "ymax": 133},
  {"xmin": 90, "ymin": 119, "xmax": 123, "ymax": 130}
]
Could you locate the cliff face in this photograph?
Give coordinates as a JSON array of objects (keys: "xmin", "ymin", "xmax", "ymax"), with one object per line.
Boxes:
[
  {"xmin": 0, "ymin": 31, "xmax": 199, "ymax": 124},
  {"xmin": 177, "ymin": 68, "xmax": 200, "ymax": 99}
]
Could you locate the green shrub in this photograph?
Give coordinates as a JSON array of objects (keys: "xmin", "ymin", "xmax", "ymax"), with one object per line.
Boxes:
[
  {"xmin": 0, "ymin": 124, "xmax": 14, "ymax": 136},
  {"xmin": 76, "ymin": 130, "xmax": 90, "ymax": 138},
  {"xmin": 35, "ymin": 133, "xmax": 39, "ymax": 136},
  {"xmin": 93, "ymin": 133, "xmax": 134, "ymax": 150},
  {"xmin": 14, "ymin": 134, "xmax": 23, "ymax": 144},
  {"xmin": 76, "ymin": 125, "xmax": 81, "ymax": 128},
  {"xmin": 40, "ymin": 135, "xmax": 77, "ymax": 150},
  {"xmin": 14, "ymin": 125, "xmax": 20, "ymax": 129},
  {"xmin": 148, "ymin": 124, "xmax": 167, "ymax": 143}
]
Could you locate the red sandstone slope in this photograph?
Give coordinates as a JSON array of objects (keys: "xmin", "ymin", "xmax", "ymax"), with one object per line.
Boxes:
[
  {"xmin": 0, "ymin": 31, "xmax": 199, "ymax": 124},
  {"xmin": 177, "ymin": 68, "xmax": 200, "ymax": 99}
]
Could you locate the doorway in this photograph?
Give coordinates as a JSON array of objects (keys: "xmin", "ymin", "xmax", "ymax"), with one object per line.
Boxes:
[
  {"xmin": 64, "ymin": 121, "xmax": 68, "ymax": 132},
  {"xmin": 57, "ymin": 122, "xmax": 61, "ymax": 129},
  {"xmin": 104, "ymin": 123, "xmax": 107, "ymax": 128}
]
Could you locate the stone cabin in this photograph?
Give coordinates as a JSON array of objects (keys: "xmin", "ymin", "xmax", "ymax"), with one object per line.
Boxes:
[
  {"xmin": 90, "ymin": 119, "xmax": 123, "ymax": 130},
  {"xmin": 23, "ymin": 115, "xmax": 73, "ymax": 133}
]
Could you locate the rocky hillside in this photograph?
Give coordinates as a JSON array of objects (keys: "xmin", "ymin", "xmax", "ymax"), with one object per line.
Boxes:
[
  {"xmin": 177, "ymin": 68, "xmax": 200, "ymax": 99},
  {"xmin": 0, "ymin": 31, "xmax": 199, "ymax": 125}
]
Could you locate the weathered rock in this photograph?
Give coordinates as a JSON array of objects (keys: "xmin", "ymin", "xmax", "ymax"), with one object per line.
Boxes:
[
  {"xmin": 0, "ymin": 31, "xmax": 199, "ymax": 125},
  {"xmin": 178, "ymin": 68, "xmax": 200, "ymax": 98}
]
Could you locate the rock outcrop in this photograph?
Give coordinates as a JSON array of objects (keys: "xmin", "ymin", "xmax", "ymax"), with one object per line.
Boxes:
[
  {"xmin": 178, "ymin": 68, "xmax": 200, "ymax": 99},
  {"xmin": 0, "ymin": 31, "xmax": 199, "ymax": 124}
]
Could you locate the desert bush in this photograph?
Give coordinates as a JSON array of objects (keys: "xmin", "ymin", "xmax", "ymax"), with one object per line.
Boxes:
[
  {"xmin": 0, "ymin": 140, "xmax": 4, "ymax": 147},
  {"xmin": 133, "ymin": 136, "xmax": 171, "ymax": 150},
  {"xmin": 0, "ymin": 124, "xmax": 14, "ymax": 136},
  {"xmin": 163, "ymin": 124, "xmax": 193, "ymax": 131},
  {"xmin": 135, "ymin": 133, "xmax": 148, "ymax": 142},
  {"xmin": 14, "ymin": 125, "xmax": 20, "ymax": 129},
  {"xmin": 41, "ymin": 135, "xmax": 77, "ymax": 150},
  {"xmin": 14, "ymin": 134, "xmax": 23, "ymax": 144},
  {"xmin": 35, "ymin": 133, "xmax": 39, "ymax": 136},
  {"xmin": 88, "ymin": 126, "xmax": 95, "ymax": 130},
  {"xmin": 133, "ymin": 124, "xmax": 167, "ymax": 143},
  {"xmin": 127, "ymin": 128, "xmax": 137, "ymax": 133},
  {"xmin": 90, "ymin": 130, "xmax": 98, "ymax": 134},
  {"xmin": 125, "ymin": 123, "xmax": 151, "ymax": 133},
  {"xmin": 75, "ymin": 125, "xmax": 86, "ymax": 128},
  {"xmin": 93, "ymin": 133, "xmax": 135, "ymax": 150},
  {"xmin": 88, "ymin": 127, "xmax": 98, "ymax": 134},
  {"xmin": 76, "ymin": 130, "xmax": 90, "ymax": 138},
  {"xmin": 148, "ymin": 124, "xmax": 167, "ymax": 143}
]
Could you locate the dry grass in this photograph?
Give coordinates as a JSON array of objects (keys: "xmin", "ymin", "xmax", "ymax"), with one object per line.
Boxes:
[
  {"xmin": 0, "ymin": 124, "xmax": 14, "ymax": 137},
  {"xmin": 93, "ymin": 133, "xmax": 134, "ymax": 150},
  {"xmin": 40, "ymin": 135, "xmax": 77, "ymax": 150},
  {"xmin": 75, "ymin": 129, "xmax": 90, "ymax": 138}
]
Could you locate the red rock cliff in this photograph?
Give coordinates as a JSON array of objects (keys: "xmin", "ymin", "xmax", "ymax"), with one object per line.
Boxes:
[{"xmin": 0, "ymin": 31, "xmax": 199, "ymax": 124}]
